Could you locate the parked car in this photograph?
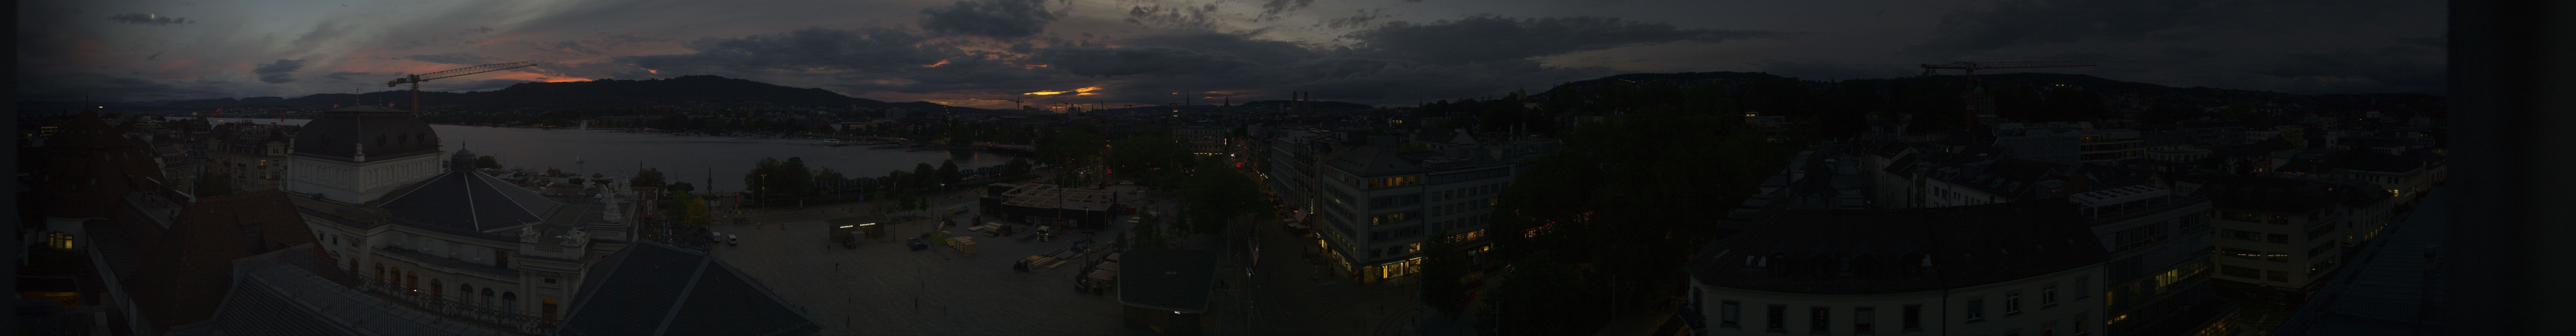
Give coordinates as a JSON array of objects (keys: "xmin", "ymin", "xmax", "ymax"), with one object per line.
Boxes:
[
  {"xmin": 906, "ymin": 237, "xmax": 931, "ymax": 251},
  {"xmin": 727, "ymin": 235, "xmax": 739, "ymax": 246}
]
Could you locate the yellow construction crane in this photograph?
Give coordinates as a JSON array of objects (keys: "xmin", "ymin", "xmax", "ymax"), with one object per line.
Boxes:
[{"xmin": 387, "ymin": 60, "xmax": 541, "ymax": 115}]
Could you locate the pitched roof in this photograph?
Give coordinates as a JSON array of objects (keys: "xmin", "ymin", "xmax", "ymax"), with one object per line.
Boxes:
[
  {"xmin": 291, "ymin": 105, "xmax": 440, "ymax": 162},
  {"xmin": 201, "ymin": 274, "xmax": 359, "ymax": 336},
  {"xmin": 559, "ymin": 242, "xmax": 819, "ymax": 336},
  {"xmin": 127, "ymin": 190, "xmax": 320, "ymax": 330},
  {"xmin": 1686, "ymin": 200, "xmax": 2109, "ymax": 295},
  {"xmin": 378, "ymin": 170, "xmax": 561, "ymax": 232},
  {"xmin": 1116, "ymin": 248, "xmax": 1220, "ymax": 312}
]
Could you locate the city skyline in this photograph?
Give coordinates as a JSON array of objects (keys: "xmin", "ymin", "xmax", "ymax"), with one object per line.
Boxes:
[{"xmin": 23, "ymin": 0, "xmax": 2443, "ymax": 109}]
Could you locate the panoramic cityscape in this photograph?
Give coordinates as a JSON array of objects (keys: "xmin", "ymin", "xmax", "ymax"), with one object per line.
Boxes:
[{"xmin": 13, "ymin": 0, "xmax": 2568, "ymax": 335}]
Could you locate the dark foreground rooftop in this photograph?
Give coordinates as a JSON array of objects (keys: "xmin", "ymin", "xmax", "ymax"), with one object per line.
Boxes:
[
  {"xmin": 1116, "ymin": 248, "xmax": 1220, "ymax": 313},
  {"xmin": 558, "ymin": 242, "xmax": 821, "ymax": 336}
]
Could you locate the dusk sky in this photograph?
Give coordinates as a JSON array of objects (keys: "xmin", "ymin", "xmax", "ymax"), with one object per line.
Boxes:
[{"xmin": 20, "ymin": 0, "xmax": 2445, "ymax": 109}]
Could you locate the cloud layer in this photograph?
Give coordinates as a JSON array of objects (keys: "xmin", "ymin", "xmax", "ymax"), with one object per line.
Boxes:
[
  {"xmin": 18, "ymin": 0, "xmax": 2445, "ymax": 105},
  {"xmin": 252, "ymin": 59, "xmax": 308, "ymax": 83}
]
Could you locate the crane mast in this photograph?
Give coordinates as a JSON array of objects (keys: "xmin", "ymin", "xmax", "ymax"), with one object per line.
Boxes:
[
  {"xmin": 1920, "ymin": 61, "xmax": 2096, "ymax": 130},
  {"xmin": 388, "ymin": 60, "xmax": 542, "ymax": 116}
]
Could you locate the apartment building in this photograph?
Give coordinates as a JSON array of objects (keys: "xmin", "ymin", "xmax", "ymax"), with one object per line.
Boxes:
[{"xmin": 1311, "ymin": 133, "xmax": 1547, "ymax": 283}]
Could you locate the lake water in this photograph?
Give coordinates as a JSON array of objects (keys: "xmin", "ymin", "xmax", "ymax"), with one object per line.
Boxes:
[{"xmin": 211, "ymin": 118, "xmax": 1016, "ymax": 193}]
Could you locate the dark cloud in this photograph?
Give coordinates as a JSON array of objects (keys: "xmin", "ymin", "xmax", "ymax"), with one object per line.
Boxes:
[
  {"xmin": 106, "ymin": 13, "xmax": 192, "ymax": 25},
  {"xmin": 617, "ymin": 27, "xmax": 952, "ymax": 74},
  {"xmin": 1320, "ymin": 9, "xmax": 1387, "ymax": 30},
  {"xmin": 1258, "ymin": 0, "xmax": 1315, "ymax": 21},
  {"xmin": 145, "ymin": 51, "xmax": 163, "ymax": 61},
  {"xmin": 1125, "ymin": 3, "xmax": 1224, "ymax": 31},
  {"xmin": 322, "ymin": 72, "xmax": 377, "ymax": 82},
  {"xmin": 918, "ymin": 0, "xmax": 1060, "ymax": 39},
  {"xmin": 428, "ymin": 79, "xmax": 532, "ymax": 92},
  {"xmin": 536, "ymin": 33, "xmax": 675, "ymax": 56},
  {"xmin": 1347, "ymin": 15, "xmax": 1793, "ymax": 64},
  {"xmin": 2252, "ymin": 46, "xmax": 2443, "ymax": 94},
  {"xmin": 1902, "ymin": 0, "xmax": 2217, "ymax": 57},
  {"xmin": 554, "ymin": 40, "xmax": 605, "ymax": 54},
  {"xmin": 252, "ymin": 59, "xmax": 307, "ymax": 83},
  {"xmin": 405, "ymin": 52, "xmax": 500, "ymax": 65}
]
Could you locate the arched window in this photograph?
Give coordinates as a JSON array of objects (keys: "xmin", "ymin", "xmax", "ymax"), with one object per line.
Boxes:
[
  {"xmin": 348, "ymin": 258, "xmax": 358, "ymax": 272},
  {"xmin": 377, "ymin": 135, "xmax": 388, "ymax": 148},
  {"xmin": 431, "ymin": 279, "xmax": 444, "ymax": 298},
  {"xmin": 502, "ymin": 292, "xmax": 518, "ymax": 311},
  {"xmin": 405, "ymin": 271, "xmax": 419, "ymax": 291},
  {"xmin": 542, "ymin": 297, "xmax": 560, "ymax": 320},
  {"xmin": 481, "ymin": 288, "xmax": 496, "ymax": 309},
  {"xmin": 460, "ymin": 284, "xmax": 474, "ymax": 302},
  {"xmin": 374, "ymin": 263, "xmax": 385, "ymax": 281}
]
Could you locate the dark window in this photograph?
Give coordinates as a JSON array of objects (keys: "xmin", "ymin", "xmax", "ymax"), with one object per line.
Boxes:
[
  {"xmin": 2005, "ymin": 293, "xmax": 2023, "ymax": 315},
  {"xmin": 1966, "ymin": 299, "xmax": 1986, "ymax": 321},
  {"xmin": 1721, "ymin": 301, "xmax": 1741, "ymax": 328},
  {"xmin": 1854, "ymin": 306, "xmax": 1876, "ymax": 334},
  {"xmin": 1810, "ymin": 306, "xmax": 1832, "ymax": 334},
  {"xmin": 2266, "ymin": 233, "xmax": 2289, "ymax": 243},
  {"xmin": 1766, "ymin": 304, "xmax": 1787, "ymax": 332},
  {"xmin": 2042, "ymin": 285, "xmax": 2060, "ymax": 307},
  {"xmin": 1902, "ymin": 304, "xmax": 1923, "ymax": 332}
]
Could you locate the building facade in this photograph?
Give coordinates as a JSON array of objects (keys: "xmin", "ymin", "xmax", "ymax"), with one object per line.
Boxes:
[
  {"xmin": 207, "ymin": 124, "xmax": 296, "ymax": 192},
  {"xmin": 1311, "ymin": 133, "xmax": 1540, "ymax": 283},
  {"xmin": 283, "ymin": 106, "xmax": 640, "ymax": 331},
  {"xmin": 1686, "ymin": 202, "xmax": 2111, "ymax": 336}
]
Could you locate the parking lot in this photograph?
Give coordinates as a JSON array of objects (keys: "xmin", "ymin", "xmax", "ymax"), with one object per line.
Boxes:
[{"xmin": 706, "ymin": 185, "xmax": 1190, "ymax": 335}]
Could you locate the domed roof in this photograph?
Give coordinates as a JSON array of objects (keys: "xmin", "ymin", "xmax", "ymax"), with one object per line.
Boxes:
[{"xmin": 293, "ymin": 105, "xmax": 440, "ymax": 161}]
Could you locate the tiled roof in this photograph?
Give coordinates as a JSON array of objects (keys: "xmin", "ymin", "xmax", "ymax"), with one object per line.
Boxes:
[
  {"xmin": 1687, "ymin": 200, "xmax": 2109, "ymax": 294},
  {"xmin": 291, "ymin": 105, "xmax": 440, "ymax": 162},
  {"xmin": 204, "ymin": 274, "xmax": 359, "ymax": 336},
  {"xmin": 559, "ymin": 242, "xmax": 819, "ymax": 336},
  {"xmin": 126, "ymin": 190, "xmax": 318, "ymax": 330}
]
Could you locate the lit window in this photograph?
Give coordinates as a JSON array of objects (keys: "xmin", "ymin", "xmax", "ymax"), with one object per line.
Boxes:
[{"xmin": 48, "ymin": 232, "xmax": 74, "ymax": 250}]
